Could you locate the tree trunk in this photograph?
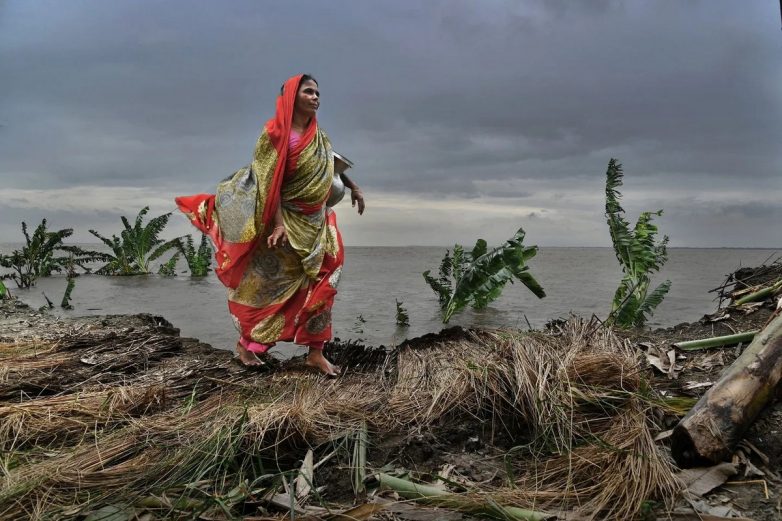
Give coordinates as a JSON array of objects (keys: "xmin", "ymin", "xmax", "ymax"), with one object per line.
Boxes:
[{"xmin": 671, "ymin": 312, "xmax": 782, "ymax": 467}]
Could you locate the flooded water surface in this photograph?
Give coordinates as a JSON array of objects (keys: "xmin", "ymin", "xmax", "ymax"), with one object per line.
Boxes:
[{"xmin": 4, "ymin": 246, "xmax": 778, "ymax": 357}]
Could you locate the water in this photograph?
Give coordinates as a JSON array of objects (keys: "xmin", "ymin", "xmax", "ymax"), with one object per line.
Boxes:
[{"xmin": 2, "ymin": 246, "xmax": 778, "ymax": 357}]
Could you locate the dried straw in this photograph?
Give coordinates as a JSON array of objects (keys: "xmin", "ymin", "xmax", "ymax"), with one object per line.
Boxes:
[{"xmin": 1, "ymin": 318, "xmax": 681, "ymax": 521}]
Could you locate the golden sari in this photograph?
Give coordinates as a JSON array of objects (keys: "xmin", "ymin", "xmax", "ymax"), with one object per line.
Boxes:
[{"xmin": 176, "ymin": 75, "xmax": 344, "ymax": 348}]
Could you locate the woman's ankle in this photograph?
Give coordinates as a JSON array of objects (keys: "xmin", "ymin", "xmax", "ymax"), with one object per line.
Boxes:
[
  {"xmin": 239, "ymin": 337, "xmax": 272, "ymax": 354},
  {"xmin": 307, "ymin": 341, "xmax": 325, "ymax": 351}
]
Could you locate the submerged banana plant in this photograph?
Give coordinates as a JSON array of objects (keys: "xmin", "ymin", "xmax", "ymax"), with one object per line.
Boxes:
[
  {"xmin": 157, "ymin": 252, "xmax": 181, "ymax": 277},
  {"xmin": 424, "ymin": 227, "xmax": 546, "ymax": 324},
  {"xmin": 395, "ymin": 299, "xmax": 410, "ymax": 327},
  {"xmin": 176, "ymin": 233, "xmax": 212, "ymax": 277},
  {"xmin": 604, "ymin": 158, "xmax": 671, "ymax": 327},
  {"xmin": 0, "ymin": 219, "xmax": 108, "ymax": 288},
  {"xmin": 90, "ymin": 207, "xmax": 179, "ymax": 275}
]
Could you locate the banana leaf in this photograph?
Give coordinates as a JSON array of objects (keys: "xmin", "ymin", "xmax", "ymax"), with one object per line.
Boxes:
[
  {"xmin": 1, "ymin": 220, "xmax": 107, "ymax": 288},
  {"xmin": 442, "ymin": 228, "xmax": 546, "ymax": 323},
  {"xmin": 176, "ymin": 234, "xmax": 213, "ymax": 277},
  {"xmin": 89, "ymin": 207, "xmax": 178, "ymax": 275},
  {"xmin": 604, "ymin": 159, "xmax": 670, "ymax": 327}
]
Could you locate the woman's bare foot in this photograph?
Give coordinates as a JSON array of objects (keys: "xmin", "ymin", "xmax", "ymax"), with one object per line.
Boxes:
[
  {"xmin": 236, "ymin": 341, "xmax": 264, "ymax": 368},
  {"xmin": 305, "ymin": 348, "xmax": 341, "ymax": 376}
]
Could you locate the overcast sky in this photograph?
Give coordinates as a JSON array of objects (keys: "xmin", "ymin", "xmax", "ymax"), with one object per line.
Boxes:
[{"xmin": 1, "ymin": 0, "xmax": 780, "ymax": 247}]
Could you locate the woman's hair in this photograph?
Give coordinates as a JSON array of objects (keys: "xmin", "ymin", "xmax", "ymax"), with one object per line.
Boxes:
[{"xmin": 280, "ymin": 74, "xmax": 318, "ymax": 95}]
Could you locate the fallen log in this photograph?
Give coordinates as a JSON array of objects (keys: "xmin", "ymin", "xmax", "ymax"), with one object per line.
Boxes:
[{"xmin": 671, "ymin": 312, "xmax": 782, "ymax": 467}]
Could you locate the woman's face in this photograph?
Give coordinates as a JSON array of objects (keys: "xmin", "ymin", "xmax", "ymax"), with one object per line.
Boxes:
[{"xmin": 295, "ymin": 79, "xmax": 320, "ymax": 118}]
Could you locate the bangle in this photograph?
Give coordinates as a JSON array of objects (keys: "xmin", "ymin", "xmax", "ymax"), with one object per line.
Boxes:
[
  {"xmin": 274, "ymin": 225, "xmax": 285, "ymax": 230},
  {"xmin": 351, "ymin": 187, "xmax": 361, "ymax": 193}
]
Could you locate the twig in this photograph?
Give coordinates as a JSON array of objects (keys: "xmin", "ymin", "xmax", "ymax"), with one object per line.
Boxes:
[{"xmin": 724, "ymin": 479, "xmax": 769, "ymax": 500}]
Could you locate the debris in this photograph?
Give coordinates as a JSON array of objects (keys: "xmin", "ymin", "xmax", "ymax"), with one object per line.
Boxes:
[
  {"xmin": 736, "ymin": 439, "xmax": 769, "ymax": 466},
  {"xmin": 645, "ymin": 347, "xmax": 682, "ymax": 379},
  {"xmin": 733, "ymin": 279, "xmax": 782, "ymax": 306},
  {"xmin": 724, "ymin": 479, "xmax": 770, "ymax": 500},
  {"xmin": 671, "ymin": 312, "xmax": 782, "ymax": 466},
  {"xmin": 352, "ymin": 421, "xmax": 368, "ymax": 496},
  {"xmin": 700, "ymin": 311, "xmax": 731, "ymax": 323},
  {"xmin": 377, "ymin": 473, "xmax": 551, "ymax": 520},
  {"xmin": 675, "ymin": 462, "xmax": 737, "ymax": 497},
  {"xmin": 294, "ymin": 449, "xmax": 314, "ymax": 502},
  {"xmin": 693, "ymin": 351, "xmax": 725, "ymax": 372},
  {"xmin": 673, "ymin": 330, "xmax": 758, "ymax": 351},
  {"xmin": 666, "ymin": 513, "xmax": 754, "ymax": 521},
  {"xmin": 682, "ymin": 381, "xmax": 713, "ymax": 391},
  {"xmin": 324, "ymin": 502, "xmax": 387, "ymax": 521}
]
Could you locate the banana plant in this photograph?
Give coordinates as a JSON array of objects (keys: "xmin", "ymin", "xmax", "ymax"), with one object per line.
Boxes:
[
  {"xmin": 158, "ymin": 252, "xmax": 181, "ymax": 277},
  {"xmin": 604, "ymin": 158, "xmax": 671, "ymax": 327},
  {"xmin": 90, "ymin": 207, "xmax": 179, "ymax": 275},
  {"xmin": 0, "ymin": 220, "xmax": 108, "ymax": 288},
  {"xmin": 176, "ymin": 233, "xmax": 212, "ymax": 277},
  {"xmin": 424, "ymin": 227, "xmax": 546, "ymax": 324}
]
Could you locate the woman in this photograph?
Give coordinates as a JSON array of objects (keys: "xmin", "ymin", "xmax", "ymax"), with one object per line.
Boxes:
[{"xmin": 175, "ymin": 74, "xmax": 364, "ymax": 376}]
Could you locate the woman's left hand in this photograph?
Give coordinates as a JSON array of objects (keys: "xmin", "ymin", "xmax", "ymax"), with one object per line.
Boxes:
[
  {"xmin": 267, "ymin": 225, "xmax": 288, "ymax": 248},
  {"xmin": 351, "ymin": 188, "xmax": 365, "ymax": 215}
]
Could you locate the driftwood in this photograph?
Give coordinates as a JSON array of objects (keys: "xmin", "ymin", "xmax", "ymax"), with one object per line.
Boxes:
[{"xmin": 671, "ymin": 311, "xmax": 782, "ymax": 467}]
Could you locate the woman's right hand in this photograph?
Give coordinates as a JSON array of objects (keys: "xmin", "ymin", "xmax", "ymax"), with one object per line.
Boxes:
[{"xmin": 267, "ymin": 224, "xmax": 288, "ymax": 248}]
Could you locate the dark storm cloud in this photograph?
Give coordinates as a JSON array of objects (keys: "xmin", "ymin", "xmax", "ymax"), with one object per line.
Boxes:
[{"xmin": 0, "ymin": 0, "xmax": 780, "ymax": 246}]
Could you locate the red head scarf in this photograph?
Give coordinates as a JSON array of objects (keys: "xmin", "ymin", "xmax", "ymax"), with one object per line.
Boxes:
[{"xmin": 259, "ymin": 74, "xmax": 318, "ymax": 227}]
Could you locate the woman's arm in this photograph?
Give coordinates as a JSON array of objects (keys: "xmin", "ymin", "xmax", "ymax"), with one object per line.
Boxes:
[
  {"xmin": 267, "ymin": 202, "xmax": 288, "ymax": 248},
  {"xmin": 339, "ymin": 172, "xmax": 365, "ymax": 215}
]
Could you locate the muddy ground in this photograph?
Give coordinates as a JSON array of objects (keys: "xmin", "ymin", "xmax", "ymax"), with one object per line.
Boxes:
[{"xmin": 1, "ymin": 263, "xmax": 781, "ymax": 521}]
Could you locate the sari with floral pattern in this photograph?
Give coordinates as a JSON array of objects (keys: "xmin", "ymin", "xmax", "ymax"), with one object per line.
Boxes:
[{"xmin": 175, "ymin": 75, "xmax": 344, "ymax": 347}]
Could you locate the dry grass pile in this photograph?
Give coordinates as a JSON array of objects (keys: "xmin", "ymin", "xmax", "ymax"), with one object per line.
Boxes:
[
  {"xmin": 0, "ymin": 330, "xmax": 182, "ymax": 400},
  {"xmin": 0, "ymin": 384, "xmax": 167, "ymax": 451},
  {"xmin": 0, "ymin": 315, "xmax": 680, "ymax": 520}
]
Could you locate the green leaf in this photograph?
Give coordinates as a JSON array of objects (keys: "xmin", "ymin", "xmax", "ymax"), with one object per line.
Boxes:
[
  {"xmin": 471, "ymin": 238, "xmax": 488, "ymax": 259},
  {"xmin": 175, "ymin": 233, "xmax": 212, "ymax": 276},
  {"xmin": 604, "ymin": 158, "xmax": 671, "ymax": 327},
  {"xmin": 425, "ymin": 227, "xmax": 545, "ymax": 324},
  {"xmin": 635, "ymin": 280, "xmax": 671, "ymax": 327},
  {"xmin": 1, "ymin": 220, "xmax": 94, "ymax": 288},
  {"xmin": 423, "ymin": 269, "xmax": 452, "ymax": 306},
  {"xmin": 90, "ymin": 207, "xmax": 175, "ymax": 275},
  {"xmin": 158, "ymin": 252, "xmax": 180, "ymax": 277},
  {"xmin": 395, "ymin": 299, "xmax": 410, "ymax": 327},
  {"xmin": 61, "ymin": 277, "xmax": 76, "ymax": 309}
]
